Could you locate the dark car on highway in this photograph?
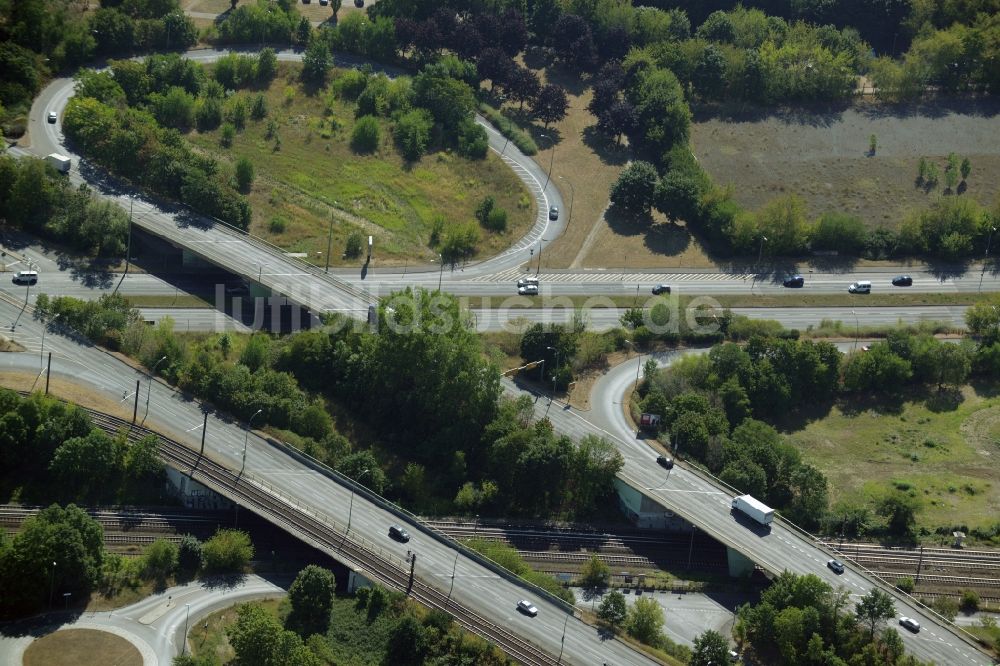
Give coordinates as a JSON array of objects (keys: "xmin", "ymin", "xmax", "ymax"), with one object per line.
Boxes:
[
  {"xmin": 783, "ymin": 275, "xmax": 804, "ymax": 288},
  {"xmin": 651, "ymin": 284, "xmax": 671, "ymax": 295},
  {"xmin": 388, "ymin": 525, "xmax": 410, "ymax": 542},
  {"xmin": 656, "ymin": 455, "xmax": 674, "ymax": 470},
  {"xmin": 891, "ymin": 275, "xmax": 913, "ymax": 286},
  {"xmin": 548, "ymin": 206, "xmax": 559, "ymax": 221}
]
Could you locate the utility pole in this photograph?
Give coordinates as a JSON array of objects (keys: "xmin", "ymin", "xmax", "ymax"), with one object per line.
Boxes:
[
  {"xmin": 45, "ymin": 352, "xmax": 52, "ymax": 395},
  {"xmin": 324, "ymin": 215, "xmax": 334, "ymax": 273},
  {"xmin": 200, "ymin": 411, "xmax": 208, "ymax": 457},
  {"xmin": 980, "ymin": 226, "xmax": 996, "ymax": 293},
  {"xmin": 132, "ymin": 379, "xmax": 140, "ymax": 423}
]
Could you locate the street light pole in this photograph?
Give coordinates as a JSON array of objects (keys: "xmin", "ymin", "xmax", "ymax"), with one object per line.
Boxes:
[
  {"xmin": 145, "ymin": 355, "xmax": 168, "ymax": 418},
  {"xmin": 241, "ymin": 408, "xmax": 264, "ymax": 475},
  {"xmin": 557, "ymin": 611, "xmax": 571, "ymax": 664},
  {"xmin": 536, "ymin": 238, "xmax": 549, "ymax": 276},
  {"xmin": 437, "ymin": 253, "xmax": 444, "ymax": 291},
  {"xmin": 752, "ymin": 235, "xmax": 767, "ymax": 291},
  {"xmin": 346, "ymin": 468, "xmax": 370, "ymax": 534},
  {"xmin": 558, "ymin": 175, "xmax": 574, "ymax": 228},
  {"xmin": 182, "ymin": 603, "xmax": 191, "ymax": 655},
  {"xmin": 547, "ymin": 345, "xmax": 560, "ymax": 403},
  {"xmin": 980, "ymin": 226, "xmax": 996, "ymax": 293},
  {"xmin": 852, "ymin": 309, "xmax": 859, "ymax": 353},
  {"xmin": 40, "ymin": 313, "xmax": 60, "ymax": 369},
  {"xmin": 447, "ymin": 550, "xmax": 460, "ymax": 602},
  {"xmin": 324, "ymin": 213, "xmax": 334, "ymax": 273}
]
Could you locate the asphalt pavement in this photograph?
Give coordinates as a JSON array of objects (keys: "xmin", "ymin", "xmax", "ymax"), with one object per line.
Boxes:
[
  {"xmin": 0, "ymin": 296, "xmax": 657, "ymax": 666},
  {"xmin": 502, "ymin": 347, "xmax": 993, "ymax": 666},
  {"xmin": 0, "ymin": 574, "xmax": 287, "ymax": 666}
]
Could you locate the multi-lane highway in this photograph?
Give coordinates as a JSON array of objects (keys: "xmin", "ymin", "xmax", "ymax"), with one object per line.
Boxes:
[
  {"xmin": 0, "ymin": 295, "xmax": 656, "ymax": 666},
  {"xmin": 512, "ymin": 349, "xmax": 992, "ymax": 666},
  {"xmin": 7, "ymin": 46, "xmax": 997, "ymax": 665}
]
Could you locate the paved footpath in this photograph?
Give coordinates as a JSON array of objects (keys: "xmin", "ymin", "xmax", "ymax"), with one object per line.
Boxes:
[{"xmin": 0, "ymin": 574, "xmax": 287, "ymax": 665}]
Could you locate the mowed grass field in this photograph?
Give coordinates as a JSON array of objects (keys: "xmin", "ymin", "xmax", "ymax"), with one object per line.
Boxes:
[
  {"xmin": 783, "ymin": 385, "xmax": 1000, "ymax": 534},
  {"xmin": 186, "ymin": 64, "xmax": 534, "ymax": 267},
  {"xmin": 691, "ymin": 99, "xmax": 1000, "ymax": 229}
]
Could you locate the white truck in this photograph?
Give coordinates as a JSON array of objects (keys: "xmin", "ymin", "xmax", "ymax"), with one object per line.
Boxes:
[
  {"xmin": 45, "ymin": 153, "xmax": 71, "ymax": 174},
  {"xmin": 731, "ymin": 494, "xmax": 774, "ymax": 527}
]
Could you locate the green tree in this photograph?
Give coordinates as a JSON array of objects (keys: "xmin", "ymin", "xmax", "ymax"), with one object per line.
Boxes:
[
  {"xmin": 597, "ymin": 590, "xmax": 627, "ymax": 630},
  {"xmin": 917, "ymin": 157, "xmax": 927, "ymax": 182},
  {"xmin": 351, "ymin": 115, "xmax": 381, "ymax": 153},
  {"xmin": 944, "ymin": 152, "xmax": 959, "ymax": 190},
  {"xmin": 960, "ymin": 157, "xmax": 971, "ymax": 182},
  {"xmin": 345, "ymin": 231, "xmax": 363, "ymax": 258},
  {"xmin": 855, "ymin": 588, "xmax": 895, "ymax": 639},
  {"xmin": 579, "ymin": 555, "xmax": 610, "ymax": 589},
  {"xmin": 201, "ymin": 529, "xmax": 254, "ymax": 573},
  {"xmin": 966, "ymin": 297, "xmax": 1000, "ymax": 339},
  {"xmin": 385, "ymin": 613, "xmax": 430, "ymax": 665},
  {"xmin": 869, "ymin": 134, "xmax": 877, "ymax": 155},
  {"xmin": 287, "ymin": 565, "xmax": 336, "ymax": 635},
  {"xmin": 393, "ymin": 108, "xmax": 433, "ymax": 161},
  {"xmin": 142, "ymin": 538, "xmax": 178, "ymax": 583},
  {"xmin": 234, "ymin": 156, "xmax": 254, "ymax": 192},
  {"xmin": 49, "ymin": 430, "xmax": 124, "ymax": 503},
  {"xmin": 301, "ymin": 37, "xmax": 329, "ymax": 83},
  {"xmin": 877, "ymin": 492, "xmax": 920, "ymax": 538},
  {"xmin": 227, "ymin": 603, "xmax": 321, "ymax": 666},
  {"xmin": 691, "ymin": 629, "xmax": 730, "ymax": 666},
  {"xmin": 220, "ymin": 122, "xmax": 236, "ymax": 147},
  {"xmin": 627, "ymin": 596, "xmax": 665, "ymax": 645},
  {"xmin": 177, "ymin": 534, "xmax": 202, "ymax": 573},
  {"xmin": 256, "ymin": 47, "xmax": 277, "ymax": 82},
  {"xmin": 0, "ymin": 504, "xmax": 104, "ymax": 616},
  {"xmin": 610, "ymin": 161, "xmax": 659, "ymax": 215}
]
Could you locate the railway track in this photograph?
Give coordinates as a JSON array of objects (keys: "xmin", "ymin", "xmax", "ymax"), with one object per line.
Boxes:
[{"xmin": 76, "ymin": 410, "xmax": 562, "ymax": 666}]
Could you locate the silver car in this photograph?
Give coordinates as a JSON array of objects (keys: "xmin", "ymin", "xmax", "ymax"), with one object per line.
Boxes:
[{"xmin": 517, "ymin": 599, "xmax": 538, "ymax": 616}]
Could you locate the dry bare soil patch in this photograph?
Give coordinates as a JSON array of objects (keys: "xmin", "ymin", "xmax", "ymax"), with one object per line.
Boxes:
[
  {"xmin": 692, "ymin": 98, "xmax": 1000, "ymax": 228},
  {"xmin": 23, "ymin": 628, "xmax": 141, "ymax": 666}
]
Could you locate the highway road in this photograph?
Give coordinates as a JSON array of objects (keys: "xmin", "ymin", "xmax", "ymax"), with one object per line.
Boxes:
[
  {"xmin": 499, "ymin": 348, "xmax": 993, "ymax": 666},
  {"xmin": 0, "ymin": 296, "xmax": 656, "ymax": 666},
  {"xmin": 11, "ymin": 45, "xmax": 996, "ymax": 664}
]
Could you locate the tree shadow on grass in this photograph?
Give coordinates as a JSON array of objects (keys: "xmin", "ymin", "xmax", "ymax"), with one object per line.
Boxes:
[
  {"xmin": 838, "ymin": 392, "xmax": 907, "ymax": 418},
  {"xmin": 604, "ymin": 204, "xmax": 650, "ymax": 239},
  {"xmin": 643, "ymin": 222, "xmax": 691, "ymax": 258},
  {"xmin": 581, "ymin": 125, "xmax": 629, "ymax": 166},
  {"xmin": 924, "ymin": 386, "xmax": 964, "ymax": 412},
  {"xmin": 771, "ymin": 397, "xmax": 837, "ymax": 434},
  {"xmin": 538, "ymin": 62, "xmax": 590, "ymax": 98},
  {"xmin": 969, "ymin": 378, "xmax": 1000, "ymax": 399}
]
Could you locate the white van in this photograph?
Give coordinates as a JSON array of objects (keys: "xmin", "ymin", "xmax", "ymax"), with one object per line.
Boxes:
[
  {"xmin": 517, "ymin": 276, "xmax": 539, "ymax": 288},
  {"xmin": 12, "ymin": 270, "xmax": 38, "ymax": 285},
  {"xmin": 848, "ymin": 280, "xmax": 871, "ymax": 294}
]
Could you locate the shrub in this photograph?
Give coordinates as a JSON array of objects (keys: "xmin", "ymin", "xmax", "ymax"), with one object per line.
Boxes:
[
  {"xmin": 457, "ymin": 119, "xmax": 488, "ymax": 159},
  {"xmin": 477, "ymin": 102, "xmax": 538, "ymax": 155},
  {"xmin": 234, "ymin": 157, "xmax": 254, "ymax": 192},
  {"xmin": 220, "ymin": 122, "xmax": 236, "ymax": 147},
  {"xmin": 250, "ymin": 93, "xmax": 267, "ymax": 120},
  {"xmin": 960, "ymin": 589, "xmax": 980, "ymax": 612},
  {"xmin": 811, "ymin": 212, "xmax": 866, "ymax": 254},
  {"xmin": 345, "ymin": 231, "xmax": 363, "ymax": 258},
  {"xmin": 201, "ymin": 529, "xmax": 254, "ymax": 573},
  {"xmin": 351, "ymin": 115, "xmax": 380, "ymax": 153},
  {"xmin": 896, "ymin": 576, "xmax": 914, "ymax": 593},
  {"xmin": 268, "ymin": 216, "xmax": 287, "ymax": 233},
  {"xmin": 484, "ymin": 207, "xmax": 508, "ymax": 233},
  {"xmin": 394, "ymin": 108, "xmax": 433, "ymax": 161},
  {"xmin": 475, "ymin": 196, "xmax": 496, "ymax": 224}
]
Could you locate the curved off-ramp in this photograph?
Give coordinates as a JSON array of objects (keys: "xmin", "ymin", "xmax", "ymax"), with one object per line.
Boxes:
[{"xmin": 0, "ymin": 575, "xmax": 287, "ymax": 666}]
